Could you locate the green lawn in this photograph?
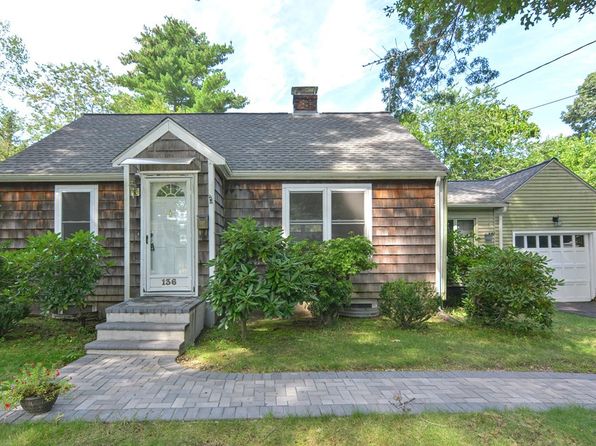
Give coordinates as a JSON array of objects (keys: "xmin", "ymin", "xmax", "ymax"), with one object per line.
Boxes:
[
  {"xmin": 181, "ymin": 312, "xmax": 596, "ymax": 373},
  {"xmin": 0, "ymin": 317, "xmax": 94, "ymax": 382},
  {"xmin": 1, "ymin": 408, "xmax": 594, "ymax": 446}
]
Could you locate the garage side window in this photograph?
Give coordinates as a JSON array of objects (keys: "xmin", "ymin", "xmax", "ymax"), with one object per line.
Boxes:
[
  {"xmin": 448, "ymin": 218, "xmax": 475, "ymax": 236},
  {"xmin": 283, "ymin": 185, "xmax": 372, "ymax": 241},
  {"xmin": 54, "ymin": 185, "xmax": 98, "ymax": 239}
]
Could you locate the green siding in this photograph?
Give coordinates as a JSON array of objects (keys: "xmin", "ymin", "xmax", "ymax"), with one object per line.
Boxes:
[
  {"xmin": 448, "ymin": 208, "xmax": 497, "ymax": 245},
  {"xmin": 502, "ymin": 161, "xmax": 596, "ymax": 246}
]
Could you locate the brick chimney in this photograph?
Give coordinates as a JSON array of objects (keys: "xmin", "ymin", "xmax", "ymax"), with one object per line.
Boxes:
[{"xmin": 291, "ymin": 86, "xmax": 318, "ymax": 113}]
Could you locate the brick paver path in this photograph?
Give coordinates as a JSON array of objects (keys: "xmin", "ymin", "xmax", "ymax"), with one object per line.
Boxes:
[{"xmin": 2, "ymin": 355, "xmax": 595, "ymax": 423}]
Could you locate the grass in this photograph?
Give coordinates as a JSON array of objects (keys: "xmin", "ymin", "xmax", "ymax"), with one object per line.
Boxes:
[
  {"xmin": 181, "ymin": 311, "xmax": 596, "ymax": 373},
  {"xmin": 0, "ymin": 317, "xmax": 94, "ymax": 382},
  {"xmin": 0, "ymin": 407, "xmax": 594, "ymax": 445}
]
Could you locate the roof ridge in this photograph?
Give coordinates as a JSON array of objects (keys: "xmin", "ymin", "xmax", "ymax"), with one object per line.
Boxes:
[{"xmin": 82, "ymin": 111, "xmax": 390, "ymax": 117}]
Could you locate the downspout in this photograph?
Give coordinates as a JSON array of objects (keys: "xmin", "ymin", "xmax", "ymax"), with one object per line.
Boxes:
[
  {"xmin": 435, "ymin": 177, "xmax": 446, "ymax": 298},
  {"xmin": 497, "ymin": 206, "xmax": 507, "ymax": 249},
  {"xmin": 206, "ymin": 161, "xmax": 216, "ymax": 327},
  {"xmin": 441, "ymin": 177, "xmax": 448, "ymax": 300},
  {"xmin": 123, "ymin": 165, "xmax": 130, "ymax": 300}
]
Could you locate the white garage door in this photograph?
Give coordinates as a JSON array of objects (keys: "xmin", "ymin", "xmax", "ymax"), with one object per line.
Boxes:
[{"xmin": 514, "ymin": 233, "xmax": 592, "ymax": 302}]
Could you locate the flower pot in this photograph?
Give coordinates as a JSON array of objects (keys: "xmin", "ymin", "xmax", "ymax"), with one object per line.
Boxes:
[{"xmin": 20, "ymin": 395, "xmax": 58, "ymax": 415}]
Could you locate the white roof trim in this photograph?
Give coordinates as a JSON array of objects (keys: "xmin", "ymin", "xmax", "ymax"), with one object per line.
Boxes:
[
  {"xmin": 448, "ymin": 202, "xmax": 506, "ymax": 208},
  {"xmin": 0, "ymin": 173, "xmax": 123, "ymax": 182},
  {"xmin": 227, "ymin": 169, "xmax": 447, "ymax": 180},
  {"xmin": 120, "ymin": 157, "xmax": 196, "ymax": 165},
  {"xmin": 112, "ymin": 118, "xmax": 226, "ymax": 167}
]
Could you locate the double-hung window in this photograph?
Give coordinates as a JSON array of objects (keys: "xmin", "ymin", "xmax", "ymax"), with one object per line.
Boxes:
[
  {"xmin": 54, "ymin": 185, "xmax": 98, "ymax": 239},
  {"xmin": 282, "ymin": 184, "xmax": 372, "ymax": 241}
]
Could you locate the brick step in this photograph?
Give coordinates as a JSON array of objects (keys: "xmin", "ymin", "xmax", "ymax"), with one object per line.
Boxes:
[
  {"xmin": 95, "ymin": 322, "xmax": 188, "ymax": 342},
  {"xmin": 85, "ymin": 340, "xmax": 183, "ymax": 356}
]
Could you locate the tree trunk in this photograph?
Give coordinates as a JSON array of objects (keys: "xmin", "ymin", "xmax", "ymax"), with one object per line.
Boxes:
[{"xmin": 240, "ymin": 318, "xmax": 247, "ymax": 341}]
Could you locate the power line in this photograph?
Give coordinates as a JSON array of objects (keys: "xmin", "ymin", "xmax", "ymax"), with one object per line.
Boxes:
[
  {"xmin": 462, "ymin": 38, "xmax": 596, "ymax": 104},
  {"xmin": 493, "ymin": 39, "xmax": 596, "ymax": 90},
  {"xmin": 524, "ymin": 86, "xmax": 596, "ymax": 111},
  {"xmin": 525, "ymin": 93, "xmax": 578, "ymax": 111}
]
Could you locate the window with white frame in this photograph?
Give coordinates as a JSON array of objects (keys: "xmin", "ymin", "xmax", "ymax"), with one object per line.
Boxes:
[
  {"xmin": 282, "ymin": 184, "xmax": 372, "ymax": 241},
  {"xmin": 54, "ymin": 185, "xmax": 98, "ymax": 239},
  {"xmin": 447, "ymin": 218, "xmax": 475, "ymax": 236}
]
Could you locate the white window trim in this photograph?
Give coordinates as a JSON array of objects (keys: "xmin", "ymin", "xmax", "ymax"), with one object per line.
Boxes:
[
  {"xmin": 54, "ymin": 185, "xmax": 99, "ymax": 237},
  {"xmin": 282, "ymin": 183, "xmax": 372, "ymax": 241}
]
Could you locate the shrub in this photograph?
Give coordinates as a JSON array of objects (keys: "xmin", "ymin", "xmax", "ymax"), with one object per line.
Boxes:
[
  {"xmin": 204, "ymin": 218, "xmax": 313, "ymax": 339},
  {"xmin": 295, "ymin": 236, "xmax": 376, "ymax": 325},
  {"xmin": 1, "ymin": 364, "xmax": 73, "ymax": 409},
  {"xmin": 13, "ymin": 231, "xmax": 111, "ymax": 322},
  {"xmin": 0, "ymin": 246, "xmax": 29, "ymax": 337},
  {"xmin": 464, "ymin": 247, "xmax": 559, "ymax": 332},
  {"xmin": 379, "ymin": 279, "xmax": 440, "ymax": 329},
  {"xmin": 447, "ymin": 230, "xmax": 485, "ymax": 285}
]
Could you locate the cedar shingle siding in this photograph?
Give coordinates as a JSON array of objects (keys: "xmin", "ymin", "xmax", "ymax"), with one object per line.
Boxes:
[
  {"xmin": 223, "ymin": 179, "xmax": 436, "ymax": 305},
  {"xmin": 0, "ymin": 182, "xmax": 125, "ymax": 311}
]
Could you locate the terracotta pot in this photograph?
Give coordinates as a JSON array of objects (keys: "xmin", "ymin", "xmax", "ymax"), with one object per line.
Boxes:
[{"xmin": 20, "ymin": 395, "xmax": 58, "ymax": 415}]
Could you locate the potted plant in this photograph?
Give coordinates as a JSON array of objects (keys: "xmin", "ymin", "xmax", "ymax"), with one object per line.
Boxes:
[{"xmin": 1, "ymin": 364, "xmax": 73, "ymax": 415}]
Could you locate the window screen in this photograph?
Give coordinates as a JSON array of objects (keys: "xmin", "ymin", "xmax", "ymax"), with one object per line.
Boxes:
[
  {"xmin": 288, "ymin": 191, "xmax": 323, "ymax": 241},
  {"xmin": 331, "ymin": 191, "xmax": 365, "ymax": 238},
  {"xmin": 61, "ymin": 192, "xmax": 91, "ymax": 238}
]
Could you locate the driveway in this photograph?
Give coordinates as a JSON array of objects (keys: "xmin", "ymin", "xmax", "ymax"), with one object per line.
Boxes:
[
  {"xmin": 557, "ymin": 301, "xmax": 596, "ymax": 318},
  {"xmin": 2, "ymin": 355, "xmax": 595, "ymax": 423}
]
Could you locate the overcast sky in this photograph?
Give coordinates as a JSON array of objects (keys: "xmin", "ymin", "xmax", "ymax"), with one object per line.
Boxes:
[{"xmin": 3, "ymin": 0, "xmax": 595, "ymax": 137}]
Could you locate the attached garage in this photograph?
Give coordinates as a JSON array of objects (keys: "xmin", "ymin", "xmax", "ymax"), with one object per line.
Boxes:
[
  {"xmin": 449, "ymin": 158, "xmax": 596, "ymax": 303},
  {"xmin": 514, "ymin": 232, "xmax": 593, "ymax": 302}
]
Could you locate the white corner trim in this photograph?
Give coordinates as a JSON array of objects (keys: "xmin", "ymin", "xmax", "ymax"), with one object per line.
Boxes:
[
  {"xmin": 112, "ymin": 118, "xmax": 226, "ymax": 167},
  {"xmin": 123, "ymin": 165, "xmax": 130, "ymax": 300},
  {"xmin": 281, "ymin": 183, "xmax": 373, "ymax": 241},
  {"xmin": 54, "ymin": 184, "xmax": 99, "ymax": 236},
  {"xmin": 208, "ymin": 161, "xmax": 216, "ymax": 277}
]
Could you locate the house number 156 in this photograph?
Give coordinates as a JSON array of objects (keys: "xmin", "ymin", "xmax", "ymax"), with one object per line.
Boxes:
[{"xmin": 162, "ymin": 278, "xmax": 177, "ymax": 286}]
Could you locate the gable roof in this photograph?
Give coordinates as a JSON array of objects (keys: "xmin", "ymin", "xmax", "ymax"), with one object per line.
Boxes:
[
  {"xmin": 447, "ymin": 159, "xmax": 583, "ymax": 206},
  {"xmin": 0, "ymin": 112, "xmax": 446, "ymax": 179}
]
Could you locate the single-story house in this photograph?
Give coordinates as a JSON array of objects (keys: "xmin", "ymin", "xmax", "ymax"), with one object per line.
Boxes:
[
  {"xmin": 0, "ymin": 87, "xmax": 449, "ymax": 354},
  {"xmin": 448, "ymin": 158, "xmax": 596, "ymax": 302}
]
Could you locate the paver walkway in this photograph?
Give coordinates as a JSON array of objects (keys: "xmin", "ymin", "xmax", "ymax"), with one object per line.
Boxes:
[{"xmin": 2, "ymin": 355, "xmax": 595, "ymax": 423}]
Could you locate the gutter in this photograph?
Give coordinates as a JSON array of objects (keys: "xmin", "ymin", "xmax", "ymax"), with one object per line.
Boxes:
[{"xmin": 0, "ymin": 173, "xmax": 124, "ymax": 182}]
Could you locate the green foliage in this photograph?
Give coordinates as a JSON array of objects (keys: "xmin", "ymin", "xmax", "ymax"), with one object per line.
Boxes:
[
  {"xmin": 1, "ymin": 363, "xmax": 72, "ymax": 409},
  {"xmin": 561, "ymin": 72, "xmax": 596, "ymax": 135},
  {"xmin": 117, "ymin": 17, "xmax": 247, "ymax": 113},
  {"xmin": 0, "ymin": 21, "xmax": 29, "ymax": 92},
  {"xmin": 204, "ymin": 218, "xmax": 312, "ymax": 339},
  {"xmin": 401, "ymin": 87, "xmax": 540, "ymax": 179},
  {"xmin": 379, "ymin": 279, "xmax": 440, "ymax": 329},
  {"xmin": 525, "ymin": 133, "xmax": 595, "ymax": 186},
  {"xmin": 12, "ymin": 232, "xmax": 111, "ymax": 318},
  {"xmin": 295, "ymin": 236, "xmax": 376, "ymax": 324},
  {"xmin": 464, "ymin": 247, "xmax": 559, "ymax": 332},
  {"xmin": 0, "ymin": 247, "xmax": 29, "ymax": 337},
  {"xmin": 379, "ymin": 1, "xmax": 594, "ymax": 112},
  {"xmin": 18, "ymin": 62, "xmax": 115, "ymax": 140},
  {"xmin": 446, "ymin": 230, "xmax": 487, "ymax": 285},
  {"xmin": 0, "ymin": 106, "xmax": 26, "ymax": 161}
]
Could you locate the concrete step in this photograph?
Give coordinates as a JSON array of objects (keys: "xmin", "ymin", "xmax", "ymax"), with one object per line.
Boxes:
[
  {"xmin": 85, "ymin": 340, "xmax": 183, "ymax": 356},
  {"xmin": 95, "ymin": 322, "xmax": 188, "ymax": 342},
  {"xmin": 106, "ymin": 312, "xmax": 191, "ymax": 324}
]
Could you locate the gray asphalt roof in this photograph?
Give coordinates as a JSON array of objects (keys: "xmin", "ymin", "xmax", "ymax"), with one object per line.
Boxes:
[
  {"xmin": 448, "ymin": 160, "xmax": 552, "ymax": 205},
  {"xmin": 0, "ymin": 113, "xmax": 446, "ymax": 175}
]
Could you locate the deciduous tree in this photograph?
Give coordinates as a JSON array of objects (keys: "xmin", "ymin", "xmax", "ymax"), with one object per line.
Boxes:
[
  {"xmin": 561, "ymin": 72, "xmax": 596, "ymax": 135},
  {"xmin": 401, "ymin": 87, "xmax": 540, "ymax": 179}
]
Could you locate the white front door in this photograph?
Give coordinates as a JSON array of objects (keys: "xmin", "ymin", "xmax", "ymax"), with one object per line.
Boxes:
[
  {"xmin": 142, "ymin": 175, "xmax": 196, "ymax": 294},
  {"xmin": 516, "ymin": 232, "xmax": 592, "ymax": 302}
]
